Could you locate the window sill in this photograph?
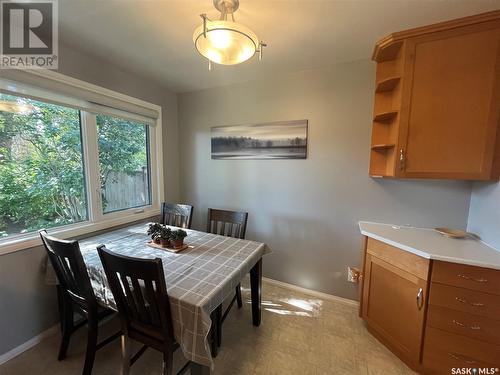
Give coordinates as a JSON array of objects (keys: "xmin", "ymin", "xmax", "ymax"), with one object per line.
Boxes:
[{"xmin": 0, "ymin": 208, "xmax": 159, "ymax": 256}]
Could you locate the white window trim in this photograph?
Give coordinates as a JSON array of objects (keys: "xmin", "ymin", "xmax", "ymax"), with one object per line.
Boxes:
[{"xmin": 0, "ymin": 70, "xmax": 164, "ymax": 256}]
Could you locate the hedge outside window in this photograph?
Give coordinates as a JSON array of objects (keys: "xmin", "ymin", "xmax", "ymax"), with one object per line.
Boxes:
[{"xmin": 0, "ymin": 92, "xmax": 152, "ymax": 240}]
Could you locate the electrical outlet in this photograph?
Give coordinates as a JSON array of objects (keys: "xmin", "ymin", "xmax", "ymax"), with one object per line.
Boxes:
[{"xmin": 347, "ymin": 267, "xmax": 360, "ymax": 283}]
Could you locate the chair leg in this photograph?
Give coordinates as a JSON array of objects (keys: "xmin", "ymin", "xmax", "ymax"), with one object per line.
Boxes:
[
  {"xmin": 58, "ymin": 298, "xmax": 73, "ymax": 361},
  {"xmin": 82, "ymin": 318, "xmax": 98, "ymax": 375},
  {"xmin": 215, "ymin": 305, "xmax": 222, "ymax": 348},
  {"xmin": 162, "ymin": 352, "xmax": 173, "ymax": 375},
  {"xmin": 236, "ymin": 284, "xmax": 243, "ymax": 308},
  {"xmin": 121, "ymin": 335, "xmax": 131, "ymax": 375},
  {"xmin": 209, "ymin": 305, "xmax": 222, "ymax": 357},
  {"xmin": 56, "ymin": 286, "xmax": 65, "ymax": 333}
]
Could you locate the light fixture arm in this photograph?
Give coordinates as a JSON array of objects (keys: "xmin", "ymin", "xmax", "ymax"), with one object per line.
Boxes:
[
  {"xmin": 200, "ymin": 14, "xmax": 210, "ymax": 38},
  {"xmin": 257, "ymin": 42, "xmax": 267, "ymax": 61}
]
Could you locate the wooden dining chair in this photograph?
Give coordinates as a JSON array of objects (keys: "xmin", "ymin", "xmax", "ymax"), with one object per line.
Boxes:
[
  {"xmin": 206, "ymin": 208, "xmax": 248, "ymax": 350},
  {"xmin": 160, "ymin": 202, "xmax": 193, "ymax": 229},
  {"xmin": 97, "ymin": 245, "xmax": 191, "ymax": 375},
  {"xmin": 39, "ymin": 230, "xmax": 120, "ymax": 375}
]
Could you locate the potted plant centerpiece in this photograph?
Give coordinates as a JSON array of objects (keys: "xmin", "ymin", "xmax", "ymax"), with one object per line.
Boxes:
[
  {"xmin": 170, "ymin": 229, "xmax": 187, "ymax": 249},
  {"xmin": 147, "ymin": 222, "xmax": 163, "ymax": 244},
  {"xmin": 158, "ymin": 226, "xmax": 172, "ymax": 248}
]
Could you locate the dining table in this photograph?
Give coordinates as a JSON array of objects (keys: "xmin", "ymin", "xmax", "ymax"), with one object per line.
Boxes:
[{"xmin": 59, "ymin": 222, "xmax": 270, "ymax": 374}]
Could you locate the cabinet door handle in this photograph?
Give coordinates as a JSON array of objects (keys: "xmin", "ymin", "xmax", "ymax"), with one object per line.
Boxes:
[
  {"xmin": 455, "ymin": 297, "xmax": 484, "ymax": 307},
  {"xmin": 416, "ymin": 288, "xmax": 424, "ymax": 309},
  {"xmin": 448, "ymin": 352, "xmax": 477, "ymax": 364},
  {"xmin": 452, "ymin": 319, "xmax": 481, "ymax": 330},
  {"xmin": 399, "ymin": 149, "xmax": 405, "ymax": 171},
  {"xmin": 457, "ymin": 274, "xmax": 488, "ymax": 283}
]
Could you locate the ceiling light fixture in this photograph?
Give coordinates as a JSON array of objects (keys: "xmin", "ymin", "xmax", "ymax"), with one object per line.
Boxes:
[{"xmin": 193, "ymin": 0, "xmax": 266, "ymax": 69}]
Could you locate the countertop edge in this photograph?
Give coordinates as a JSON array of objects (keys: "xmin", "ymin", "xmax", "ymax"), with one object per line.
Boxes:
[
  {"xmin": 360, "ymin": 227, "xmax": 500, "ymax": 271},
  {"xmin": 360, "ymin": 229, "xmax": 432, "ymax": 260}
]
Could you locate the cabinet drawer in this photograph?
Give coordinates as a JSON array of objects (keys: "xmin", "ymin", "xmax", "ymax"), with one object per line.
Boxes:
[
  {"xmin": 427, "ymin": 305, "xmax": 500, "ymax": 345},
  {"xmin": 366, "ymin": 238, "xmax": 429, "ymax": 279},
  {"xmin": 432, "ymin": 261, "xmax": 500, "ymax": 295},
  {"xmin": 423, "ymin": 327, "xmax": 500, "ymax": 373},
  {"xmin": 429, "ymin": 283, "xmax": 500, "ymax": 320}
]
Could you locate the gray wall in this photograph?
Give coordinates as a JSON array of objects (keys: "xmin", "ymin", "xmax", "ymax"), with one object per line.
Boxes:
[
  {"xmin": 467, "ymin": 181, "xmax": 500, "ymax": 250},
  {"xmin": 177, "ymin": 60, "xmax": 472, "ymax": 300},
  {"xmin": 58, "ymin": 43, "xmax": 180, "ymax": 202},
  {"xmin": 0, "ymin": 43, "xmax": 178, "ymax": 356}
]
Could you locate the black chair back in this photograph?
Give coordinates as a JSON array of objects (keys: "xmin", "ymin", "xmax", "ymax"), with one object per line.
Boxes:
[
  {"xmin": 207, "ymin": 208, "xmax": 248, "ymax": 239},
  {"xmin": 39, "ymin": 230, "xmax": 96, "ymax": 310},
  {"xmin": 161, "ymin": 202, "xmax": 193, "ymax": 229},
  {"xmin": 97, "ymin": 246, "xmax": 175, "ymax": 352}
]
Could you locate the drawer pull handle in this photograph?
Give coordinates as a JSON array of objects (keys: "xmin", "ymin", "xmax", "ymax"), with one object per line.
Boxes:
[
  {"xmin": 455, "ymin": 297, "xmax": 484, "ymax": 307},
  {"xmin": 448, "ymin": 352, "xmax": 477, "ymax": 364},
  {"xmin": 457, "ymin": 274, "xmax": 488, "ymax": 283},
  {"xmin": 416, "ymin": 288, "xmax": 424, "ymax": 309},
  {"xmin": 452, "ymin": 319, "xmax": 481, "ymax": 330}
]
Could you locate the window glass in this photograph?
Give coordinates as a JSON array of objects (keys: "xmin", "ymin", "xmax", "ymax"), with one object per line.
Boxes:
[
  {"xmin": 96, "ymin": 114, "xmax": 151, "ymax": 214},
  {"xmin": 0, "ymin": 93, "xmax": 87, "ymax": 238}
]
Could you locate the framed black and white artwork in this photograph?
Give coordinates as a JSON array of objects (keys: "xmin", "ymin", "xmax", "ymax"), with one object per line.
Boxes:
[{"xmin": 211, "ymin": 119, "xmax": 308, "ymax": 160}]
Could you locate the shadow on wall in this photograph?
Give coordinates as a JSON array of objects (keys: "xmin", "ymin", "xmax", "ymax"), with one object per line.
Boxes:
[
  {"xmin": 365, "ymin": 178, "xmax": 473, "ymax": 229},
  {"xmin": 0, "ymin": 246, "xmax": 59, "ymax": 355},
  {"xmin": 262, "ymin": 214, "xmax": 355, "ymax": 295}
]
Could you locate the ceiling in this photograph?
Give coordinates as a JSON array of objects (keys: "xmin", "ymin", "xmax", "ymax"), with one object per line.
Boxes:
[{"xmin": 59, "ymin": 0, "xmax": 500, "ymax": 93}]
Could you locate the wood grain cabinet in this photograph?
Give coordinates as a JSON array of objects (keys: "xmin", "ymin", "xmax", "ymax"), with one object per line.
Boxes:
[
  {"xmin": 423, "ymin": 261, "xmax": 500, "ymax": 374},
  {"xmin": 360, "ymin": 238, "xmax": 429, "ymax": 369},
  {"xmin": 369, "ymin": 10, "xmax": 500, "ymax": 180},
  {"xmin": 360, "ymin": 238, "xmax": 500, "ymax": 373}
]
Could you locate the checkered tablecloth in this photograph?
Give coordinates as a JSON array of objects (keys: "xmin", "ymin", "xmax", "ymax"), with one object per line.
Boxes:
[{"xmin": 71, "ymin": 223, "xmax": 269, "ymax": 368}]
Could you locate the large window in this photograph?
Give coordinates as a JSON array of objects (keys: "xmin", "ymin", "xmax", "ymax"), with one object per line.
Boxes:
[
  {"xmin": 0, "ymin": 93, "xmax": 87, "ymax": 238},
  {"xmin": 97, "ymin": 114, "xmax": 151, "ymax": 213},
  {"xmin": 0, "ymin": 74, "xmax": 162, "ymax": 249}
]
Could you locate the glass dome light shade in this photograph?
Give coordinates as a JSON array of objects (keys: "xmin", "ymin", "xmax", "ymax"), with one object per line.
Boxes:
[{"xmin": 193, "ymin": 20, "xmax": 259, "ymax": 65}]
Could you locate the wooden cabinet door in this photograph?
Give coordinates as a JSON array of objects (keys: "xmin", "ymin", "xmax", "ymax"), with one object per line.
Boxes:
[
  {"xmin": 398, "ymin": 21, "xmax": 500, "ymax": 179},
  {"xmin": 361, "ymin": 253, "xmax": 427, "ymax": 365}
]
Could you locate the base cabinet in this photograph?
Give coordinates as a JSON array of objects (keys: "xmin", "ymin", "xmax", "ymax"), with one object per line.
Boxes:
[
  {"xmin": 360, "ymin": 237, "xmax": 500, "ymax": 373},
  {"xmin": 361, "ymin": 239, "xmax": 429, "ymax": 369},
  {"xmin": 422, "ymin": 327, "xmax": 500, "ymax": 374}
]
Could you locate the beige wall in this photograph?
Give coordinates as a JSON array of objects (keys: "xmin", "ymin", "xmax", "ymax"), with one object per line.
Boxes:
[
  {"xmin": 178, "ymin": 60, "xmax": 472, "ymax": 300},
  {"xmin": 0, "ymin": 43, "xmax": 178, "ymax": 356}
]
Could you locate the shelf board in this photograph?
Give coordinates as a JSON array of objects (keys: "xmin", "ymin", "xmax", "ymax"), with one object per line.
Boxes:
[
  {"xmin": 371, "ymin": 143, "xmax": 395, "ymax": 150},
  {"xmin": 373, "ymin": 40, "xmax": 403, "ymax": 62},
  {"xmin": 373, "ymin": 111, "xmax": 398, "ymax": 123},
  {"xmin": 375, "ymin": 77, "xmax": 401, "ymax": 93}
]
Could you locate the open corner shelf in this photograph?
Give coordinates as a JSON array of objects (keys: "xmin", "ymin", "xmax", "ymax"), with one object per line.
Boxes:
[
  {"xmin": 375, "ymin": 77, "xmax": 401, "ymax": 93},
  {"xmin": 373, "ymin": 41, "xmax": 404, "ymax": 63},
  {"xmin": 371, "ymin": 143, "xmax": 395, "ymax": 151},
  {"xmin": 373, "ymin": 111, "xmax": 398, "ymax": 123}
]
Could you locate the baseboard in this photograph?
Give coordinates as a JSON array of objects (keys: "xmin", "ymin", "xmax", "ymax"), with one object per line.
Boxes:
[
  {"xmin": 263, "ymin": 277, "xmax": 359, "ymax": 307},
  {"xmin": 0, "ymin": 324, "xmax": 59, "ymax": 365}
]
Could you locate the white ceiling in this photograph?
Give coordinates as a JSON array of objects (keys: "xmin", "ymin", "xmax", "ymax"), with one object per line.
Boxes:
[{"xmin": 59, "ymin": 0, "xmax": 500, "ymax": 93}]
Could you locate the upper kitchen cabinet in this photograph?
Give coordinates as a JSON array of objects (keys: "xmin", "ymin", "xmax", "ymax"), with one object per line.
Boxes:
[{"xmin": 369, "ymin": 11, "xmax": 500, "ymax": 180}]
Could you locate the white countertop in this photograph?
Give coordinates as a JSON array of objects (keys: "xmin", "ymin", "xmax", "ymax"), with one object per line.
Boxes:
[{"xmin": 359, "ymin": 221, "xmax": 500, "ymax": 271}]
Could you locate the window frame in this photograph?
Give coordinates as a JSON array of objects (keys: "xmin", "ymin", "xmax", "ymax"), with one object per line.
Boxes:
[{"xmin": 0, "ymin": 71, "xmax": 164, "ymax": 255}]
